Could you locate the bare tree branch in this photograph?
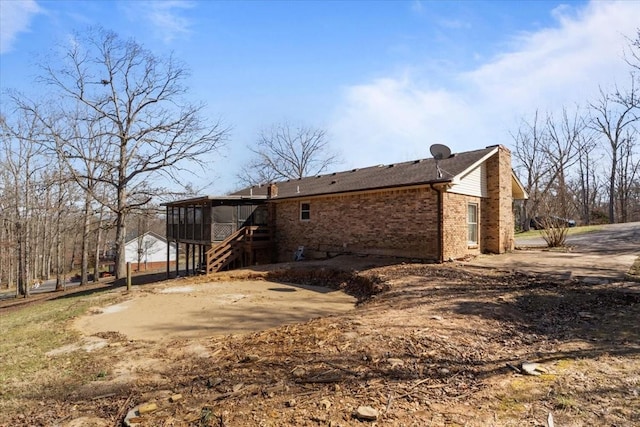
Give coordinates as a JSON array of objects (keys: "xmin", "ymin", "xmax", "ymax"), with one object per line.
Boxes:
[
  {"xmin": 22, "ymin": 27, "xmax": 228, "ymax": 278},
  {"xmin": 237, "ymin": 122, "xmax": 340, "ymax": 187}
]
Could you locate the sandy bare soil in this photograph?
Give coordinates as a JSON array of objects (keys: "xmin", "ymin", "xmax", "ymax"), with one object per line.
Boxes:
[
  {"xmin": 75, "ymin": 280, "xmax": 356, "ymax": 341},
  {"xmin": 1, "ymin": 223, "xmax": 638, "ymax": 426}
]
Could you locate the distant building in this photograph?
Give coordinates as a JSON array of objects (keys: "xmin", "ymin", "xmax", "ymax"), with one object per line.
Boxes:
[{"xmin": 125, "ymin": 232, "xmax": 177, "ymax": 272}]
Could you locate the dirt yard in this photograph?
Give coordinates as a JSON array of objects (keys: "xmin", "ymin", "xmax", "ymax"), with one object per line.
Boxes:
[
  {"xmin": 1, "ymin": 231, "xmax": 639, "ymax": 426},
  {"xmin": 75, "ymin": 280, "xmax": 356, "ymax": 341}
]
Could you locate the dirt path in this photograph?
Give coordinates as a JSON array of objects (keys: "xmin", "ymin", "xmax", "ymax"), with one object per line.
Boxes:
[{"xmin": 75, "ymin": 280, "xmax": 356, "ymax": 341}]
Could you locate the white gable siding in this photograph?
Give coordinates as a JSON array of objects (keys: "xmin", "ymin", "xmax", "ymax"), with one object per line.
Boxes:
[
  {"xmin": 447, "ymin": 163, "xmax": 487, "ymax": 198},
  {"xmin": 125, "ymin": 233, "xmax": 176, "ymax": 264}
]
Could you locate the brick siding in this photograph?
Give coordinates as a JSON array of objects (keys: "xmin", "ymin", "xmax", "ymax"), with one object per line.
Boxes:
[
  {"xmin": 271, "ymin": 146, "xmax": 515, "ymax": 262},
  {"xmin": 442, "ymin": 192, "xmax": 483, "ymax": 260},
  {"xmin": 273, "ymin": 187, "xmax": 440, "ymax": 261}
]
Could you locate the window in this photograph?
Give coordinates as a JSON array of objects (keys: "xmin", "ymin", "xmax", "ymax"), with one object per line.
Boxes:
[
  {"xmin": 253, "ymin": 206, "xmax": 268, "ymax": 225},
  {"xmin": 300, "ymin": 202, "xmax": 311, "ymax": 221},
  {"xmin": 468, "ymin": 203, "xmax": 478, "ymax": 245}
]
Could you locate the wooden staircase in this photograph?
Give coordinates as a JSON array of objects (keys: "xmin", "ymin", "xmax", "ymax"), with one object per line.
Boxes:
[{"xmin": 204, "ymin": 226, "xmax": 271, "ymax": 273}]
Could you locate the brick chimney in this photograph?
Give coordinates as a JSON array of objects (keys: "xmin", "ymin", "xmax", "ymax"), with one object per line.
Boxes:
[
  {"xmin": 267, "ymin": 183, "xmax": 278, "ymax": 198},
  {"xmin": 482, "ymin": 145, "xmax": 514, "ymax": 253}
]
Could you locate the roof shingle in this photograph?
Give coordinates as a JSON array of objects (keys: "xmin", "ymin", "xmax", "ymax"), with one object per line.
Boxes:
[{"xmin": 233, "ymin": 146, "xmax": 499, "ymax": 199}]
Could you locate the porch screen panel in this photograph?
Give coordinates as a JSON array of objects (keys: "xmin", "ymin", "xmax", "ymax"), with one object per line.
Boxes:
[
  {"xmin": 194, "ymin": 206, "xmax": 203, "ymax": 240},
  {"xmin": 237, "ymin": 205, "xmax": 256, "ymax": 228},
  {"xmin": 212, "ymin": 205, "xmax": 234, "ymax": 241},
  {"xmin": 172, "ymin": 208, "xmax": 179, "ymax": 239},
  {"xmin": 167, "ymin": 207, "xmax": 179, "ymax": 239},
  {"xmin": 186, "ymin": 207, "xmax": 194, "ymax": 239}
]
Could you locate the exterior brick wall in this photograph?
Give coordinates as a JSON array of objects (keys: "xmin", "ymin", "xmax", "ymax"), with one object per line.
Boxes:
[
  {"xmin": 273, "ymin": 187, "xmax": 440, "ymax": 262},
  {"xmin": 269, "ymin": 146, "xmax": 516, "ymax": 262},
  {"xmin": 442, "ymin": 192, "xmax": 482, "ymax": 260},
  {"xmin": 482, "ymin": 146, "xmax": 515, "ymax": 253}
]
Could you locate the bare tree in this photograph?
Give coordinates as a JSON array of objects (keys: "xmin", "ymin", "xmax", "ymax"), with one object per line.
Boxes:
[
  {"xmin": 0, "ymin": 111, "xmax": 47, "ymax": 296},
  {"xmin": 615, "ymin": 129, "xmax": 640, "ymax": 222},
  {"xmin": 511, "ymin": 106, "xmax": 591, "ymax": 245},
  {"xmin": 571, "ymin": 131, "xmax": 601, "ymax": 225},
  {"xmin": 238, "ymin": 123, "xmax": 340, "ymax": 186},
  {"xmin": 543, "ymin": 107, "xmax": 584, "ymax": 217},
  {"xmin": 19, "ymin": 27, "xmax": 227, "ymax": 278},
  {"xmin": 624, "ymin": 29, "xmax": 640, "ymax": 74},
  {"xmin": 511, "ymin": 110, "xmax": 552, "ymax": 230},
  {"xmin": 589, "ymin": 76, "xmax": 639, "ymax": 223}
]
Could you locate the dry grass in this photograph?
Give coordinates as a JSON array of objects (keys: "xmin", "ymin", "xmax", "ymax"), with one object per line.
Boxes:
[{"xmin": 0, "ymin": 291, "xmax": 122, "ymax": 403}]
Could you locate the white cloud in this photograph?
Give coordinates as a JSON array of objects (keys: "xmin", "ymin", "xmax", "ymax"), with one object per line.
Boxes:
[
  {"xmin": 122, "ymin": 0, "xmax": 195, "ymax": 43},
  {"xmin": 466, "ymin": 0, "xmax": 638, "ymax": 110},
  {"xmin": 329, "ymin": 1, "xmax": 640, "ymax": 168},
  {"xmin": 0, "ymin": 0, "xmax": 42, "ymax": 54},
  {"xmin": 331, "ymin": 75, "xmax": 484, "ymax": 168}
]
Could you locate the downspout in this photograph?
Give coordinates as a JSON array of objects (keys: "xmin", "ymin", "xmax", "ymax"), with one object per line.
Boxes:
[{"xmin": 430, "ymin": 183, "xmax": 444, "ymax": 263}]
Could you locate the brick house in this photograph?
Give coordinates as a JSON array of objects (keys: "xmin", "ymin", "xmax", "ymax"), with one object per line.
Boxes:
[{"xmin": 163, "ymin": 145, "xmax": 527, "ymax": 275}]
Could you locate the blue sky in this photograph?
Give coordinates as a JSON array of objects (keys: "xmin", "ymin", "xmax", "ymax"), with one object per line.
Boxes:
[{"xmin": 1, "ymin": 0, "xmax": 638, "ymax": 194}]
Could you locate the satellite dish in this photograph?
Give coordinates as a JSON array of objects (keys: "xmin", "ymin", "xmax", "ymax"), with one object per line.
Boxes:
[
  {"xmin": 430, "ymin": 143, "xmax": 451, "ymax": 179},
  {"xmin": 430, "ymin": 143, "xmax": 451, "ymax": 160}
]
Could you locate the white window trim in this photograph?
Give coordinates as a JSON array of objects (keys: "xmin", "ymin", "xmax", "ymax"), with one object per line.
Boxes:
[
  {"xmin": 468, "ymin": 203, "xmax": 478, "ymax": 246},
  {"xmin": 300, "ymin": 201, "xmax": 311, "ymax": 221}
]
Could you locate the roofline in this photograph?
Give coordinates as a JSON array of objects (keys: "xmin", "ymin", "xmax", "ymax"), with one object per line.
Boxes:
[
  {"xmin": 161, "ymin": 195, "xmax": 269, "ymax": 206},
  {"xmin": 511, "ymin": 171, "xmax": 529, "ymax": 200},
  {"xmin": 266, "ymin": 179, "xmax": 454, "ymax": 201},
  {"xmin": 451, "ymin": 145, "xmax": 499, "ymax": 183},
  {"xmin": 124, "ymin": 230, "xmax": 176, "ymax": 245}
]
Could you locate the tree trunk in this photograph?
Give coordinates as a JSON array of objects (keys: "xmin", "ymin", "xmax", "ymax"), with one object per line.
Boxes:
[
  {"xmin": 609, "ymin": 151, "xmax": 617, "ymax": 224},
  {"xmin": 115, "ymin": 208, "xmax": 127, "ymax": 279},
  {"xmin": 115, "ymin": 147, "xmax": 127, "ymax": 279},
  {"xmin": 16, "ymin": 221, "xmax": 29, "ymax": 297},
  {"xmin": 55, "ymin": 210, "xmax": 63, "ymax": 291},
  {"xmin": 93, "ymin": 207, "xmax": 104, "ymax": 282},
  {"xmin": 80, "ymin": 195, "xmax": 91, "ymax": 285}
]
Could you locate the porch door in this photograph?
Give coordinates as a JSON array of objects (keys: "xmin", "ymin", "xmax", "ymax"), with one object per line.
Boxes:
[{"xmin": 237, "ymin": 205, "xmax": 255, "ymax": 229}]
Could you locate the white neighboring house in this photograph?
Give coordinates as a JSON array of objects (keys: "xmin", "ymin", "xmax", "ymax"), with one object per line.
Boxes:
[{"xmin": 125, "ymin": 232, "xmax": 177, "ymax": 271}]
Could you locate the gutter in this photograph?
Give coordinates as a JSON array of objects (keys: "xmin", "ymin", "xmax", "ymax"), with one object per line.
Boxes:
[{"xmin": 430, "ymin": 183, "xmax": 444, "ymax": 263}]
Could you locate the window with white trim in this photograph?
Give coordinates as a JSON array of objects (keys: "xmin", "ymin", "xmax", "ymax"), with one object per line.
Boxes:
[
  {"xmin": 468, "ymin": 203, "xmax": 478, "ymax": 245},
  {"xmin": 300, "ymin": 202, "xmax": 311, "ymax": 221}
]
